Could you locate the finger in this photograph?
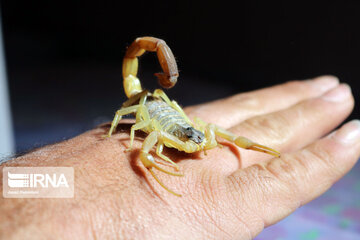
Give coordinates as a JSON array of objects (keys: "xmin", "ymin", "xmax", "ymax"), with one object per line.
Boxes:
[
  {"xmin": 224, "ymin": 83, "xmax": 354, "ymax": 169},
  {"xmin": 185, "ymin": 75, "xmax": 339, "ymax": 128},
  {"xmin": 226, "ymin": 120, "xmax": 360, "ymax": 231}
]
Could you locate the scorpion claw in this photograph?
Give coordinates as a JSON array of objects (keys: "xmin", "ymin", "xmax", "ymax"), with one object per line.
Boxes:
[
  {"xmin": 235, "ymin": 136, "xmax": 280, "ymax": 158},
  {"xmin": 248, "ymin": 144, "xmax": 281, "ymax": 158}
]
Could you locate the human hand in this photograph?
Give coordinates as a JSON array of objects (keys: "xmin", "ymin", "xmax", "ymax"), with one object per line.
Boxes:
[{"xmin": 1, "ymin": 76, "xmax": 359, "ymax": 240}]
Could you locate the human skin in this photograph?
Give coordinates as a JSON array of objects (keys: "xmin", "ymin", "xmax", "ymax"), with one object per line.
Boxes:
[{"xmin": 0, "ymin": 75, "xmax": 359, "ymax": 240}]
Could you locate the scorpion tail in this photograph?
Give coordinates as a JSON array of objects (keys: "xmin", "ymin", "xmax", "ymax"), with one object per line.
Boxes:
[{"xmin": 122, "ymin": 37, "xmax": 179, "ymax": 98}]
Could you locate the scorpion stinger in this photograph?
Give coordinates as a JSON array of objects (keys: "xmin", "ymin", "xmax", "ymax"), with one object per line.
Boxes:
[
  {"xmin": 107, "ymin": 36, "xmax": 280, "ymax": 196},
  {"xmin": 122, "ymin": 37, "xmax": 179, "ymax": 98}
]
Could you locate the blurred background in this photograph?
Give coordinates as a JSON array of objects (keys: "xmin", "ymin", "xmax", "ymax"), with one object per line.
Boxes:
[{"xmin": 1, "ymin": 1, "xmax": 360, "ymax": 239}]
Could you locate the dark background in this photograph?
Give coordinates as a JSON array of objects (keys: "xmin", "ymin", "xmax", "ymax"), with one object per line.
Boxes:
[{"xmin": 1, "ymin": 1, "xmax": 360, "ymax": 152}]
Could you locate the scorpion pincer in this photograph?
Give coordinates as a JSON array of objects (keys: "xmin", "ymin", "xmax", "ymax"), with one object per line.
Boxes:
[{"xmin": 106, "ymin": 36, "xmax": 280, "ymax": 196}]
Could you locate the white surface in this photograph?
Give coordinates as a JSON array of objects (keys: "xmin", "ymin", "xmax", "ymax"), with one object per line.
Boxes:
[{"xmin": 0, "ymin": 16, "xmax": 14, "ymax": 158}]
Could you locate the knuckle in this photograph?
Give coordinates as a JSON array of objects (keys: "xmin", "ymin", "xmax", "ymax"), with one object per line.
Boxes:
[
  {"xmin": 238, "ymin": 163, "xmax": 301, "ymax": 218},
  {"xmin": 284, "ymin": 80, "xmax": 309, "ymax": 91},
  {"xmin": 265, "ymin": 146, "xmax": 341, "ymax": 204},
  {"xmin": 230, "ymin": 164, "xmax": 288, "ymax": 202},
  {"xmin": 227, "ymin": 162, "xmax": 303, "ymax": 225},
  {"xmin": 229, "ymin": 93, "xmax": 261, "ymax": 110},
  {"xmin": 243, "ymin": 112, "xmax": 292, "ymax": 140},
  {"xmin": 253, "ymin": 160, "xmax": 303, "ymax": 211},
  {"xmin": 250, "ymin": 164, "xmax": 289, "ymax": 195},
  {"xmin": 305, "ymin": 143, "xmax": 342, "ymax": 177},
  {"xmin": 264, "ymin": 157, "xmax": 296, "ymax": 181},
  {"xmin": 283, "ymin": 80, "xmax": 318, "ymax": 96},
  {"xmin": 263, "ymin": 157, "xmax": 301, "ymax": 197}
]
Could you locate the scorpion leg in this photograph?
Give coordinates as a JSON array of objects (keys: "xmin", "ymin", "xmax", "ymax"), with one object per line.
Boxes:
[
  {"xmin": 106, "ymin": 105, "xmax": 140, "ymax": 137},
  {"xmin": 210, "ymin": 124, "xmax": 281, "ymax": 157},
  {"xmin": 140, "ymin": 131, "xmax": 183, "ymax": 197},
  {"xmin": 156, "ymin": 141, "xmax": 180, "ymax": 170},
  {"xmin": 122, "ymin": 90, "xmax": 148, "ymax": 108},
  {"xmin": 128, "ymin": 120, "xmax": 151, "ymax": 150},
  {"xmin": 128, "ymin": 105, "xmax": 151, "ymax": 150}
]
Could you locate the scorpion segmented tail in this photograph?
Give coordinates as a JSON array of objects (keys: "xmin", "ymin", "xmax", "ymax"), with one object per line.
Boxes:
[{"xmin": 122, "ymin": 37, "xmax": 179, "ymax": 98}]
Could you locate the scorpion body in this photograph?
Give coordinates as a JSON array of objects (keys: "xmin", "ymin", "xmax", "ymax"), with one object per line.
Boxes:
[
  {"xmin": 107, "ymin": 37, "xmax": 280, "ymax": 196},
  {"xmin": 145, "ymin": 99, "xmax": 205, "ymax": 144}
]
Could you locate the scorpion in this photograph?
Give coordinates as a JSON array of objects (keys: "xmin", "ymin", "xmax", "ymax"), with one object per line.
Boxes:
[{"xmin": 106, "ymin": 36, "xmax": 280, "ymax": 196}]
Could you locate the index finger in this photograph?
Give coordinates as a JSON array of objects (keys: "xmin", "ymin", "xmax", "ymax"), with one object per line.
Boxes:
[{"xmin": 185, "ymin": 76, "xmax": 339, "ymax": 128}]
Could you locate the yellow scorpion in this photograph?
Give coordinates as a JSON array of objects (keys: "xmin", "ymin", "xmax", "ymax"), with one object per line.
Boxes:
[{"xmin": 107, "ymin": 36, "xmax": 280, "ymax": 196}]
